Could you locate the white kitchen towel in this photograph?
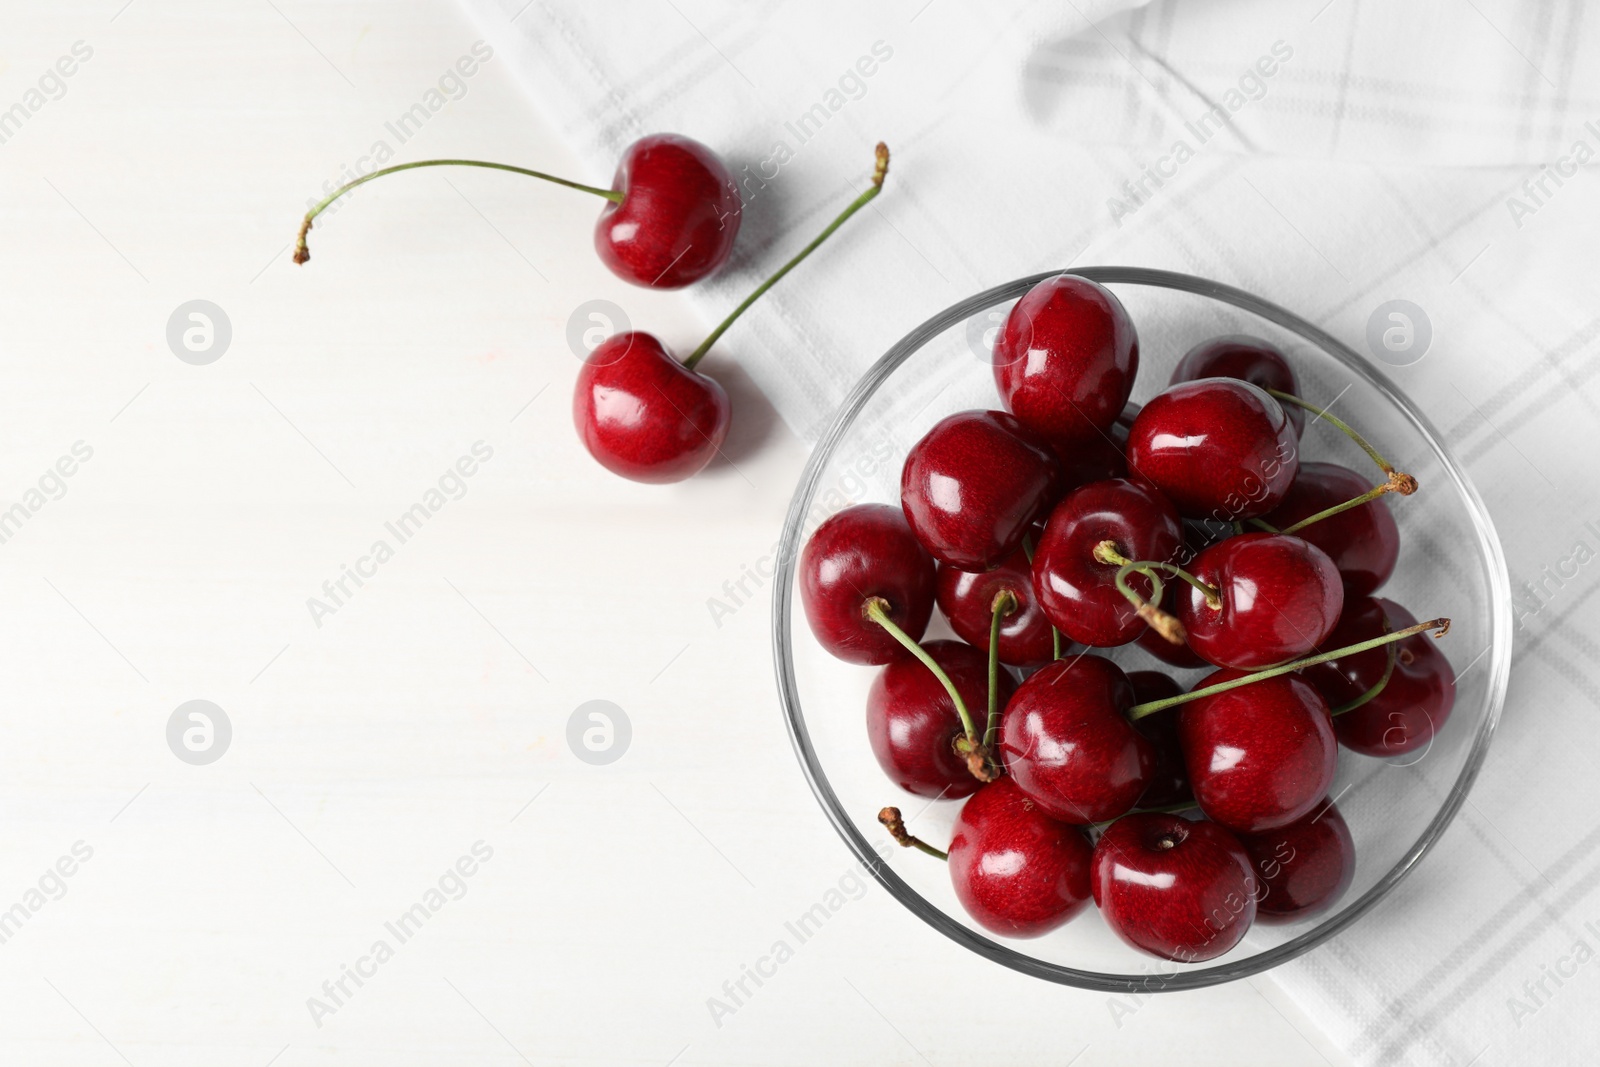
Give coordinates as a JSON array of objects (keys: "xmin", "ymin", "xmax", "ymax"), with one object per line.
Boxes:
[{"xmin": 459, "ymin": 0, "xmax": 1600, "ymax": 1063}]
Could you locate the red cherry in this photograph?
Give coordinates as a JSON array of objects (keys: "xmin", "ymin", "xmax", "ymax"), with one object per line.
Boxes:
[
  {"xmin": 1170, "ymin": 335, "xmax": 1304, "ymax": 436},
  {"xmin": 935, "ymin": 547, "xmax": 1058, "ymax": 668},
  {"xmin": 867, "ymin": 641, "xmax": 1015, "ymax": 799},
  {"xmin": 1032, "ymin": 478, "xmax": 1183, "ymax": 647},
  {"xmin": 1263, "ymin": 462, "xmax": 1399, "ymax": 596},
  {"xmin": 901, "ymin": 410, "xmax": 1062, "ymax": 570},
  {"xmin": 799, "ymin": 504, "xmax": 935, "ymax": 665},
  {"xmin": 999, "ymin": 655, "xmax": 1153, "ymax": 824},
  {"xmin": 1179, "ymin": 533, "xmax": 1344, "ymax": 670},
  {"xmin": 992, "ymin": 274, "xmax": 1139, "ymax": 445},
  {"xmin": 572, "ymin": 332, "xmax": 730, "ymax": 482},
  {"xmin": 948, "ymin": 776, "xmax": 1094, "ymax": 937},
  {"xmin": 1127, "ymin": 672, "xmax": 1192, "ymax": 808},
  {"xmin": 1239, "ymin": 799, "xmax": 1355, "ymax": 924},
  {"xmin": 1091, "ymin": 813, "xmax": 1257, "ymax": 961},
  {"xmin": 294, "ymin": 134, "xmax": 739, "ymax": 290},
  {"xmin": 1179, "ymin": 670, "xmax": 1338, "ymax": 834},
  {"xmin": 592, "ymin": 134, "xmax": 742, "ymax": 289},
  {"xmin": 1126, "ymin": 379, "xmax": 1298, "ymax": 521},
  {"xmin": 1300, "ymin": 597, "xmax": 1455, "ymax": 757}
]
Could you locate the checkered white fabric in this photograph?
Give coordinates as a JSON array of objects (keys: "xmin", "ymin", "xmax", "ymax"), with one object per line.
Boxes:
[{"xmin": 464, "ymin": 0, "xmax": 1600, "ymax": 1061}]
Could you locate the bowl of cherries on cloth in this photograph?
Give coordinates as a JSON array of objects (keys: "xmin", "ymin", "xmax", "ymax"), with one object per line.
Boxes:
[{"xmin": 774, "ymin": 267, "xmax": 1512, "ymax": 991}]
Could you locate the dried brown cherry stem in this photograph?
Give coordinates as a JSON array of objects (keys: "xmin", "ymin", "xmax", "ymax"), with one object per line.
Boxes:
[{"xmin": 879, "ymin": 806, "xmax": 948, "ymax": 860}]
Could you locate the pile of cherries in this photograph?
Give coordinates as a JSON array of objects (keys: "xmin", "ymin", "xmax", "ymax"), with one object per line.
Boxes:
[
  {"xmin": 800, "ymin": 274, "xmax": 1456, "ymax": 963},
  {"xmin": 297, "ymin": 135, "xmax": 889, "ymax": 485}
]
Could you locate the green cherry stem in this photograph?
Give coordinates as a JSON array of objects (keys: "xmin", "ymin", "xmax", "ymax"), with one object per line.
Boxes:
[
  {"xmin": 1280, "ymin": 472, "xmax": 1416, "ymax": 535},
  {"xmin": 1332, "ymin": 640, "xmax": 1399, "ymax": 716},
  {"xmin": 1267, "ymin": 388, "xmax": 1419, "ymax": 493},
  {"xmin": 1247, "ymin": 517, "xmax": 1280, "ymax": 534},
  {"xmin": 294, "ymin": 158, "xmax": 623, "ymax": 264},
  {"xmin": 879, "ymin": 807, "xmax": 948, "ymax": 861},
  {"xmin": 1127, "ymin": 617, "xmax": 1450, "ymax": 721},
  {"xmin": 681, "ymin": 142, "xmax": 888, "ymax": 370},
  {"xmin": 1088, "ymin": 801, "xmax": 1200, "ymax": 831},
  {"xmin": 1094, "ymin": 541, "xmax": 1220, "ymax": 608},
  {"xmin": 985, "ymin": 589, "xmax": 1018, "ymax": 749},
  {"xmin": 864, "ymin": 596, "xmax": 996, "ymax": 781}
]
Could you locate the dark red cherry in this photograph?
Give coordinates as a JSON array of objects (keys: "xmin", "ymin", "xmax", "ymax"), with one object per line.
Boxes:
[
  {"xmin": 901, "ymin": 410, "xmax": 1062, "ymax": 570},
  {"xmin": 867, "ymin": 641, "xmax": 1015, "ymax": 799},
  {"xmin": 936, "ymin": 548, "xmax": 1057, "ymax": 668},
  {"xmin": 1127, "ymin": 672, "xmax": 1192, "ymax": 808},
  {"xmin": 1091, "ymin": 813, "xmax": 1257, "ymax": 961},
  {"xmin": 1170, "ymin": 335, "xmax": 1304, "ymax": 436},
  {"xmin": 1126, "ymin": 379, "xmax": 1298, "ymax": 521},
  {"xmin": 1032, "ymin": 478, "xmax": 1183, "ymax": 647},
  {"xmin": 992, "ymin": 274, "xmax": 1139, "ymax": 445},
  {"xmin": 1300, "ymin": 597, "xmax": 1455, "ymax": 757},
  {"xmin": 1179, "ymin": 670, "xmax": 1338, "ymax": 833},
  {"xmin": 1047, "ymin": 400, "xmax": 1139, "ymax": 491},
  {"xmin": 1240, "ymin": 799, "xmax": 1355, "ymax": 924},
  {"xmin": 948, "ymin": 776, "xmax": 1094, "ymax": 938},
  {"xmin": 593, "ymin": 134, "xmax": 742, "ymax": 289},
  {"xmin": 1179, "ymin": 533, "xmax": 1343, "ymax": 670},
  {"xmin": 999, "ymin": 655, "xmax": 1153, "ymax": 824},
  {"xmin": 799, "ymin": 503, "xmax": 935, "ymax": 665},
  {"xmin": 573, "ymin": 332, "xmax": 730, "ymax": 483},
  {"xmin": 1262, "ymin": 462, "xmax": 1399, "ymax": 596}
]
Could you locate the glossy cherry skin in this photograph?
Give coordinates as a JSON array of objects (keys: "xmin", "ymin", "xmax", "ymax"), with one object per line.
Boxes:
[
  {"xmin": 1179, "ymin": 670, "xmax": 1338, "ymax": 834},
  {"xmin": 1263, "ymin": 462, "xmax": 1399, "ymax": 596},
  {"xmin": 936, "ymin": 548, "xmax": 1058, "ymax": 668},
  {"xmin": 949, "ymin": 777, "xmax": 1094, "ymax": 937},
  {"xmin": 1126, "ymin": 379, "xmax": 1299, "ymax": 521},
  {"xmin": 1240, "ymin": 799, "xmax": 1355, "ymax": 924},
  {"xmin": 992, "ymin": 274, "xmax": 1139, "ymax": 445},
  {"xmin": 999, "ymin": 655, "xmax": 1153, "ymax": 824},
  {"xmin": 901, "ymin": 410, "xmax": 1062, "ymax": 570},
  {"xmin": 573, "ymin": 332, "xmax": 730, "ymax": 483},
  {"xmin": 593, "ymin": 134, "xmax": 741, "ymax": 289},
  {"xmin": 1091, "ymin": 813, "xmax": 1257, "ymax": 962},
  {"xmin": 867, "ymin": 641, "xmax": 1016, "ymax": 799},
  {"xmin": 799, "ymin": 503, "xmax": 935, "ymax": 665},
  {"xmin": 1170, "ymin": 335, "xmax": 1304, "ymax": 436},
  {"xmin": 1127, "ymin": 672, "xmax": 1192, "ymax": 808},
  {"xmin": 1179, "ymin": 533, "xmax": 1344, "ymax": 670},
  {"xmin": 1300, "ymin": 597, "xmax": 1455, "ymax": 757},
  {"xmin": 1032, "ymin": 478, "xmax": 1183, "ymax": 647}
]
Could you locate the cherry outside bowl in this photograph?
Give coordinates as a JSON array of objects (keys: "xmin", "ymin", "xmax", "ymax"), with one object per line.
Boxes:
[{"xmin": 772, "ymin": 267, "xmax": 1511, "ymax": 992}]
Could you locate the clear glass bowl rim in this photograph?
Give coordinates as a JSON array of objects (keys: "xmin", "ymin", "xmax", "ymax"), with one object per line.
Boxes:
[{"xmin": 770, "ymin": 266, "xmax": 1513, "ymax": 992}]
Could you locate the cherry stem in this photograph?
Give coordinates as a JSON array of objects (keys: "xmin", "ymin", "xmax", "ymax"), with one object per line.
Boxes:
[
  {"xmin": 1267, "ymin": 390, "xmax": 1416, "ymax": 490},
  {"xmin": 1088, "ymin": 801, "xmax": 1199, "ymax": 831},
  {"xmin": 1246, "ymin": 517, "xmax": 1280, "ymax": 534},
  {"xmin": 1127, "ymin": 617, "xmax": 1450, "ymax": 721},
  {"xmin": 682, "ymin": 142, "xmax": 889, "ymax": 370},
  {"xmin": 985, "ymin": 589, "xmax": 1017, "ymax": 749},
  {"xmin": 1332, "ymin": 640, "xmax": 1399, "ymax": 716},
  {"xmin": 879, "ymin": 807, "xmax": 947, "ymax": 861},
  {"xmin": 293, "ymin": 158, "xmax": 623, "ymax": 264},
  {"xmin": 1095, "ymin": 541, "xmax": 1220, "ymax": 608},
  {"xmin": 1280, "ymin": 471, "xmax": 1417, "ymax": 535},
  {"xmin": 864, "ymin": 596, "xmax": 996, "ymax": 781}
]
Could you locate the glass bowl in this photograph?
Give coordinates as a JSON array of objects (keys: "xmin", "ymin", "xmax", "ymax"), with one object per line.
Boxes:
[{"xmin": 771, "ymin": 267, "xmax": 1512, "ymax": 991}]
